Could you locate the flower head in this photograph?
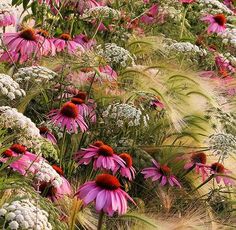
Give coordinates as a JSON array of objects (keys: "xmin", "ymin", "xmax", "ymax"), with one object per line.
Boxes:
[
  {"xmin": 53, "ymin": 33, "xmax": 84, "ymax": 54},
  {"xmin": 48, "ymin": 102, "xmax": 88, "ymax": 133},
  {"xmin": 142, "ymin": 159, "xmax": 181, "ymax": 187},
  {"xmin": 1, "ymin": 28, "xmax": 50, "ymax": 63},
  {"xmin": 74, "ymin": 142, "xmax": 125, "ymax": 171},
  {"xmin": 75, "ymin": 174, "xmax": 135, "ymax": 216},
  {"xmin": 210, "ymin": 162, "xmax": 234, "ymax": 186},
  {"xmin": 0, "ymin": 3, "xmax": 16, "ymax": 27},
  {"xmin": 39, "ymin": 125, "xmax": 57, "ymax": 144},
  {"xmin": 202, "ymin": 14, "xmax": 227, "ymax": 34},
  {"xmin": 114, "ymin": 153, "xmax": 136, "ymax": 181}
]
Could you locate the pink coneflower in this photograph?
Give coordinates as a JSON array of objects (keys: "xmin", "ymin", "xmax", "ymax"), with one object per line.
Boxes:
[
  {"xmin": 48, "ymin": 101, "xmax": 88, "ymax": 133},
  {"xmin": 184, "ymin": 152, "xmax": 208, "ymax": 181},
  {"xmin": 215, "ymin": 55, "xmax": 235, "ymax": 74},
  {"xmin": 0, "ymin": 7, "xmax": 16, "ymax": 27},
  {"xmin": 114, "ymin": 153, "xmax": 136, "ymax": 181},
  {"xmin": 75, "ymin": 142, "xmax": 125, "ymax": 171},
  {"xmin": 0, "ymin": 144, "xmax": 40, "ymax": 175},
  {"xmin": 150, "ymin": 98, "xmax": 164, "ymax": 109},
  {"xmin": 75, "ymin": 174, "xmax": 135, "ymax": 216},
  {"xmin": 37, "ymin": 29, "xmax": 56, "ymax": 56},
  {"xmin": 39, "ymin": 126, "xmax": 57, "ymax": 144},
  {"xmin": 142, "ymin": 159, "xmax": 181, "ymax": 187},
  {"xmin": 2, "ymin": 28, "xmax": 46, "ymax": 62},
  {"xmin": 202, "ymin": 14, "xmax": 227, "ymax": 34},
  {"xmin": 210, "ymin": 162, "xmax": 234, "ymax": 186},
  {"xmin": 53, "ymin": 33, "xmax": 84, "ymax": 54},
  {"xmin": 74, "ymin": 34, "xmax": 96, "ymax": 50},
  {"xmin": 140, "ymin": 4, "xmax": 158, "ymax": 25},
  {"xmin": 71, "ymin": 92, "xmax": 96, "ymax": 123}
]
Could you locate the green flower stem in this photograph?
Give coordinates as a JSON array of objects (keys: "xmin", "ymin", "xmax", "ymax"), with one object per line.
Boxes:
[
  {"xmin": 97, "ymin": 211, "xmax": 105, "ymax": 230},
  {"xmin": 180, "ymin": 6, "xmax": 188, "ymax": 40}
]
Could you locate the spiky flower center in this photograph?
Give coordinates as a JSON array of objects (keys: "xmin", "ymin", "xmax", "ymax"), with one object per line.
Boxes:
[
  {"xmin": 119, "ymin": 153, "xmax": 132, "ymax": 168},
  {"xmin": 71, "ymin": 98, "xmax": 84, "ymax": 105},
  {"xmin": 39, "ymin": 126, "xmax": 49, "ymax": 134},
  {"xmin": 59, "ymin": 33, "xmax": 72, "ymax": 41},
  {"xmin": 159, "ymin": 165, "xmax": 171, "ymax": 176},
  {"xmin": 52, "ymin": 165, "xmax": 64, "ymax": 175},
  {"xmin": 93, "ymin": 140, "xmax": 104, "ymax": 147},
  {"xmin": 60, "ymin": 102, "xmax": 78, "ymax": 118},
  {"xmin": 2, "ymin": 149, "xmax": 13, "ymax": 157},
  {"xmin": 20, "ymin": 28, "xmax": 37, "ymax": 41},
  {"xmin": 191, "ymin": 152, "xmax": 207, "ymax": 164},
  {"xmin": 10, "ymin": 144, "xmax": 26, "ymax": 154},
  {"xmin": 213, "ymin": 14, "xmax": 226, "ymax": 26},
  {"xmin": 98, "ymin": 145, "xmax": 114, "ymax": 156},
  {"xmin": 37, "ymin": 29, "xmax": 50, "ymax": 38},
  {"xmin": 95, "ymin": 174, "xmax": 121, "ymax": 190},
  {"xmin": 74, "ymin": 92, "xmax": 87, "ymax": 101},
  {"xmin": 82, "ymin": 35, "xmax": 89, "ymax": 42},
  {"xmin": 211, "ymin": 162, "xmax": 225, "ymax": 173}
]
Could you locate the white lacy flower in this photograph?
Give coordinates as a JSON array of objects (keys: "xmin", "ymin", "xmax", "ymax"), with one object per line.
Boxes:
[
  {"xmin": 14, "ymin": 66, "xmax": 57, "ymax": 84},
  {"xmin": 0, "ymin": 199, "xmax": 52, "ymax": 230},
  {"xmin": 197, "ymin": 0, "xmax": 234, "ymax": 15},
  {"xmin": 0, "ymin": 3, "xmax": 15, "ymax": 14},
  {"xmin": 34, "ymin": 160, "xmax": 63, "ymax": 188},
  {"xmin": 207, "ymin": 133, "xmax": 236, "ymax": 159},
  {"xmin": 0, "ymin": 74, "xmax": 25, "ymax": 100},
  {"xmin": 98, "ymin": 43, "xmax": 134, "ymax": 67},
  {"xmin": 103, "ymin": 103, "xmax": 149, "ymax": 128},
  {"xmin": 219, "ymin": 28, "xmax": 236, "ymax": 49},
  {"xmin": 0, "ymin": 106, "xmax": 41, "ymax": 148},
  {"xmin": 167, "ymin": 42, "xmax": 207, "ymax": 56},
  {"xmin": 81, "ymin": 6, "xmax": 120, "ymax": 20}
]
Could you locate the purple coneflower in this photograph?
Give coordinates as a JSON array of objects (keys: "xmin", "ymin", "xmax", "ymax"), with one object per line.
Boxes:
[
  {"xmin": 48, "ymin": 101, "xmax": 88, "ymax": 133},
  {"xmin": 75, "ymin": 141, "xmax": 125, "ymax": 172},
  {"xmin": 142, "ymin": 159, "xmax": 181, "ymax": 187},
  {"xmin": 202, "ymin": 14, "xmax": 227, "ymax": 34},
  {"xmin": 114, "ymin": 153, "xmax": 136, "ymax": 181},
  {"xmin": 184, "ymin": 152, "xmax": 208, "ymax": 181},
  {"xmin": 210, "ymin": 162, "xmax": 234, "ymax": 186},
  {"xmin": 75, "ymin": 174, "xmax": 135, "ymax": 216},
  {"xmin": 39, "ymin": 125, "xmax": 57, "ymax": 144}
]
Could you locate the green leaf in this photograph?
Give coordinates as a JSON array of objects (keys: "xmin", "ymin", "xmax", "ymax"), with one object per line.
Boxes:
[{"xmin": 23, "ymin": 0, "xmax": 30, "ymax": 10}]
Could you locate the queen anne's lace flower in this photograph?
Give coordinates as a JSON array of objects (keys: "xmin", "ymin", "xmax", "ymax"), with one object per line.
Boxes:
[
  {"xmin": 220, "ymin": 28, "xmax": 236, "ymax": 49},
  {"xmin": 0, "ymin": 74, "xmax": 26, "ymax": 100},
  {"xmin": 0, "ymin": 199, "xmax": 52, "ymax": 229},
  {"xmin": 207, "ymin": 133, "xmax": 236, "ymax": 159},
  {"xmin": 102, "ymin": 103, "xmax": 149, "ymax": 127},
  {"xmin": 33, "ymin": 160, "xmax": 63, "ymax": 188},
  {"xmin": 98, "ymin": 43, "xmax": 134, "ymax": 67},
  {"xmin": 0, "ymin": 106, "xmax": 41, "ymax": 148},
  {"xmin": 167, "ymin": 42, "xmax": 207, "ymax": 56},
  {"xmin": 14, "ymin": 66, "xmax": 57, "ymax": 84},
  {"xmin": 197, "ymin": 0, "xmax": 234, "ymax": 15},
  {"xmin": 81, "ymin": 6, "xmax": 120, "ymax": 20}
]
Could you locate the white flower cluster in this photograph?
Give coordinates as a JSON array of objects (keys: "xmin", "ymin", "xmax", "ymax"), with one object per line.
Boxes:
[
  {"xmin": 81, "ymin": 6, "xmax": 120, "ymax": 20},
  {"xmin": 0, "ymin": 3, "xmax": 14, "ymax": 13},
  {"xmin": 14, "ymin": 66, "xmax": 57, "ymax": 84},
  {"xmin": 208, "ymin": 133, "xmax": 236, "ymax": 159},
  {"xmin": 0, "ymin": 74, "xmax": 25, "ymax": 100},
  {"xmin": 34, "ymin": 160, "xmax": 63, "ymax": 188},
  {"xmin": 167, "ymin": 42, "xmax": 207, "ymax": 56},
  {"xmin": 102, "ymin": 103, "xmax": 149, "ymax": 127},
  {"xmin": 0, "ymin": 106, "xmax": 41, "ymax": 148},
  {"xmin": 197, "ymin": 0, "xmax": 233, "ymax": 15},
  {"xmin": 159, "ymin": 5, "xmax": 181, "ymax": 21},
  {"xmin": 220, "ymin": 28, "xmax": 236, "ymax": 48},
  {"xmin": 98, "ymin": 43, "xmax": 134, "ymax": 67},
  {"xmin": 0, "ymin": 199, "xmax": 52, "ymax": 230}
]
